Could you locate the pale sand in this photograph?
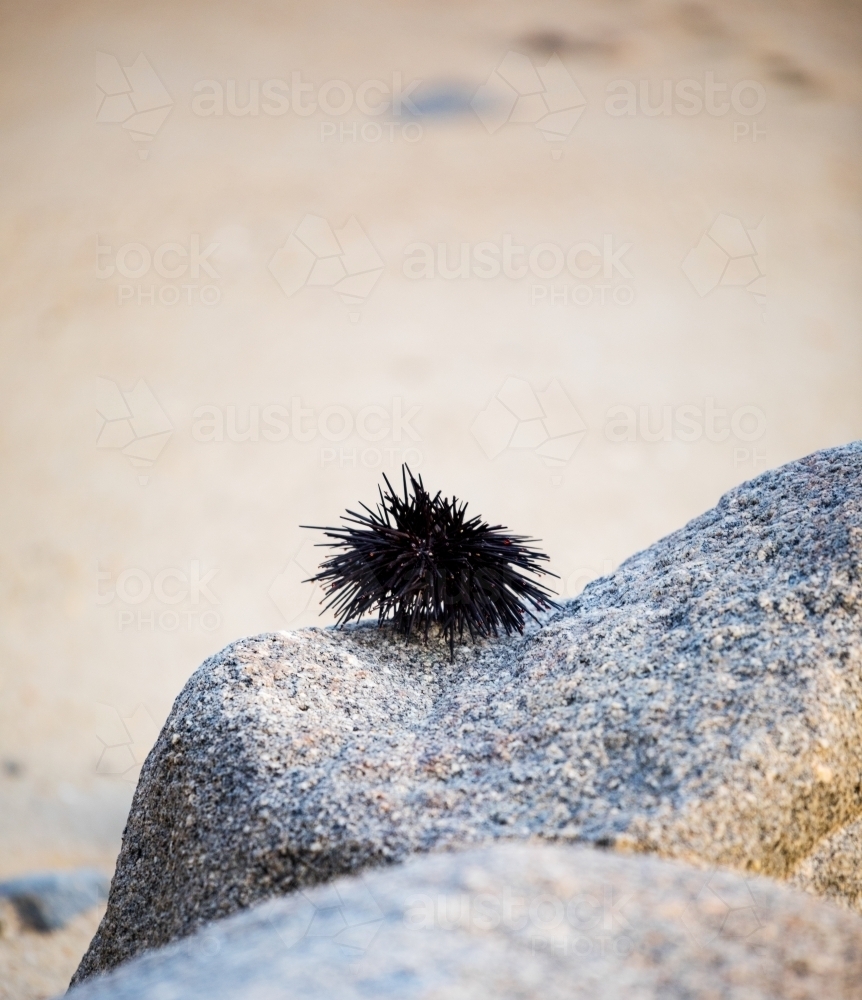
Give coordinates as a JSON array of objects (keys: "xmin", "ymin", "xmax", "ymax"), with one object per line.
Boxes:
[{"xmin": 0, "ymin": 902, "xmax": 104, "ymax": 1000}]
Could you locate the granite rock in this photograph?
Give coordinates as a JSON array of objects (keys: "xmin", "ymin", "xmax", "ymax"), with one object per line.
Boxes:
[
  {"xmin": 66, "ymin": 843, "xmax": 862, "ymax": 1000},
  {"xmin": 72, "ymin": 442, "xmax": 862, "ymax": 983},
  {"xmin": 790, "ymin": 815, "xmax": 862, "ymax": 915}
]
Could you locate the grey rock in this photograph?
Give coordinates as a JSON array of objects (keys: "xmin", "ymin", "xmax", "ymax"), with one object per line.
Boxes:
[
  {"xmin": 72, "ymin": 442, "xmax": 862, "ymax": 984},
  {"xmin": 65, "ymin": 843, "xmax": 862, "ymax": 1000},
  {"xmin": 0, "ymin": 869, "xmax": 109, "ymax": 931},
  {"xmin": 791, "ymin": 815, "xmax": 862, "ymax": 915}
]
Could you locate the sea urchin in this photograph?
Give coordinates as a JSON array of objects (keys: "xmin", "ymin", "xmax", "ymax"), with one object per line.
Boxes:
[{"xmin": 302, "ymin": 466, "xmax": 559, "ymax": 658}]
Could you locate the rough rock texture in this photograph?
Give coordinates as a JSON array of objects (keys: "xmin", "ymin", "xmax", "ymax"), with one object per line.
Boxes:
[
  {"xmin": 72, "ymin": 442, "xmax": 862, "ymax": 984},
  {"xmin": 67, "ymin": 843, "xmax": 862, "ymax": 1000},
  {"xmin": 791, "ymin": 815, "xmax": 862, "ymax": 915}
]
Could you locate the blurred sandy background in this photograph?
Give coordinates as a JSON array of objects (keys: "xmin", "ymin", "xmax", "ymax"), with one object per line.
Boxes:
[{"xmin": 0, "ymin": 0, "xmax": 860, "ymax": 993}]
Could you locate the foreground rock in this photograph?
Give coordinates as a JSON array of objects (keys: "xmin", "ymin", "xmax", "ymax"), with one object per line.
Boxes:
[
  {"xmin": 72, "ymin": 443, "xmax": 862, "ymax": 983},
  {"xmin": 67, "ymin": 843, "xmax": 862, "ymax": 1000}
]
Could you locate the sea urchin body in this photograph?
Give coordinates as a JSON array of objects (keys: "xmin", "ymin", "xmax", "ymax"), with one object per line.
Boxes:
[{"xmin": 302, "ymin": 466, "xmax": 558, "ymax": 657}]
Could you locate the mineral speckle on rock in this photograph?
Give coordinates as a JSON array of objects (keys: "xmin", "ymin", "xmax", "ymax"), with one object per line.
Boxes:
[
  {"xmin": 71, "ymin": 442, "xmax": 862, "ymax": 984},
  {"xmin": 790, "ymin": 814, "xmax": 862, "ymax": 915}
]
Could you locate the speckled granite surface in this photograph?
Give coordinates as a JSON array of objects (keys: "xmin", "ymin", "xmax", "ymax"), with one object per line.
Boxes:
[
  {"xmin": 67, "ymin": 843, "xmax": 862, "ymax": 1000},
  {"xmin": 72, "ymin": 442, "xmax": 862, "ymax": 984},
  {"xmin": 791, "ymin": 814, "xmax": 862, "ymax": 914}
]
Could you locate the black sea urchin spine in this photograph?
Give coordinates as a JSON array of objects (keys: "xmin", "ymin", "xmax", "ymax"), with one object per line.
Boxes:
[{"xmin": 302, "ymin": 466, "xmax": 559, "ymax": 658}]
